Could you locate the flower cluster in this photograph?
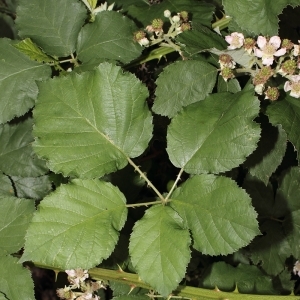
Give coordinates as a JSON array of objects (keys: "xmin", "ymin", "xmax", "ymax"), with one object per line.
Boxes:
[
  {"xmin": 221, "ymin": 32, "xmax": 300, "ymax": 100},
  {"xmin": 56, "ymin": 269, "xmax": 106, "ymax": 300},
  {"xmin": 133, "ymin": 10, "xmax": 191, "ymax": 50}
]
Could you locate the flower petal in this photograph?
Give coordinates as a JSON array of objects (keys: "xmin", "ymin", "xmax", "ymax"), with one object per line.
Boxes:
[
  {"xmin": 257, "ymin": 36, "xmax": 266, "ymax": 49},
  {"xmin": 284, "ymin": 81, "xmax": 291, "ymax": 92},
  {"xmin": 274, "ymin": 48, "xmax": 286, "ymax": 57},
  {"xmin": 254, "ymin": 48, "xmax": 263, "ymax": 58},
  {"xmin": 269, "ymin": 36, "xmax": 281, "ymax": 49},
  {"xmin": 262, "ymin": 57, "xmax": 274, "ymax": 66}
]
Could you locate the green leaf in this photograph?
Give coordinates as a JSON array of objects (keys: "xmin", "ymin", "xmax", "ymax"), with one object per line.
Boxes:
[
  {"xmin": 33, "ymin": 62, "xmax": 152, "ymax": 179},
  {"xmin": 243, "ymin": 174, "xmax": 275, "ymax": 217},
  {"xmin": 250, "ymin": 221, "xmax": 291, "ymax": 275},
  {"xmin": 0, "ymin": 253, "xmax": 34, "ymax": 300},
  {"xmin": 267, "ymin": 95, "xmax": 300, "ymax": 162},
  {"xmin": 13, "ymin": 38, "xmax": 56, "ymax": 63},
  {"xmin": 16, "ymin": 0, "xmax": 87, "ymax": 57},
  {"xmin": 274, "ymin": 167, "xmax": 300, "ymax": 217},
  {"xmin": 77, "ymin": 11, "xmax": 142, "ymax": 65},
  {"xmin": 110, "ymin": 281, "xmax": 149, "ymax": 298},
  {"xmin": 217, "ymin": 76, "xmax": 241, "ymax": 93},
  {"xmin": 177, "ymin": 26, "xmax": 227, "ymax": 57},
  {"xmin": 152, "ymin": 60, "xmax": 217, "ymax": 118},
  {"xmin": 170, "ymin": 175, "xmax": 260, "ymax": 255},
  {"xmin": 11, "ymin": 175, "xmax": 52, "ymax": 200},
  {"xmin": 20, "ymin": 179, "xmax": 127, "ymax": 269},
  {"xmin": 0, "ymin": 118, "xmax": 48, "ymax": 177},
  {"xmin": 201, "ymin": 261, "xmax": 277, "ymax": 294},
  {"xmin": 283, "ymin": 210, "xmax": 300, "ymax": 258},
  {"xmin": 167, "ymin": 91, "xmax": 261, "ymax": 174},
  {"xmin": 0, "ymin": 174, "xmax": 14, "ymax": 196},
  {"xmin": 0, "ymin": 195, "xmax": 35, "ymax": 254},
  {"xmin": 113, "ymin": 296, "xmax": 149, "ymax": 300},
  {"xmin": 223, "ymin": 0, "xmax": 297, "ymax": 36},
  {"xmin": 129, "ymin": 205, "xmax": 191, "ymax": 297},
  {"xmin": 210, "ymin": 48, "xmax": 256, "ymax": 69},
  {"xmin": 123, "ymin": 0, "xmax": 215, "ymax": 28},
  {"xmin": 0, "ymin": 38, "xmax": 51, "ymax": 124},
  {"xmin": 244, "ymin": 122, "xmax": 287, "ymax": 185}
]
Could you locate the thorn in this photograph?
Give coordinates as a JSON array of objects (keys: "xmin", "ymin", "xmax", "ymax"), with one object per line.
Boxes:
[
  {"xmin": 214, "ymin": 286, "xmax": 220, "ymax": 292},
  {"xmin": 127, "ymin": 284, "xmax": 136, "ymax": 295},
  {"xmin": 117, "ymin": 264, "xmax": 124, "ymax": 272}
]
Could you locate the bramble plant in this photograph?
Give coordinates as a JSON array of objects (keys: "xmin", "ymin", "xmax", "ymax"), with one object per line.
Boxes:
[{"xmin": 2, "ymin": 0, "xmax": 300, "ymax": 299}]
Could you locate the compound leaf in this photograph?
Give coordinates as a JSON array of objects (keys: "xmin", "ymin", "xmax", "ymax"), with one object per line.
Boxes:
[
  {"xmin": 16, "ymin": 0, "xmax": 87, "ymax": 57},
  {"xmin": 0, "ymin": 119, "xmax": 48, "ymax": 177},
  {"xmin": 77, "ymin": 11, "xmax": 142, "ymax": 65},
  {"xmin": 33, "ymin": 62, "xmax": 152, "ymax": 179},
  {"xmin": 20, "ymin": 179, "xmax": 127, "ymax": 269},
  {"xmin": 223, "ymin": 0, "xmax": 297, "ymax": 36},
  {"xmin": 0, "ymin": 38, "xmax": 51, "ymax": 124},
  {"xmin": 129, "ymin": 205, "xmax": 191, "ymax": 297},
  {"xmin": 267, "ymin": 95, "xmax": 300, "ymax": 162},
  {"xmin": 170, "ymin": 175, "xmax": 260, "ymax": 255},
  {"xmin": 0, "ymin": 253, "xmax": 34, "ymax": 300},
  {"xmin": 167, "ymin": 91, "xmax": 261, "ymax": 174},
  {"xmin": 152, "ymin": 60, "xmax": 217, "ymax": 118},
  {"xmin": 0, "ymin": 195, "xmax": 35, "ymax": 254}
]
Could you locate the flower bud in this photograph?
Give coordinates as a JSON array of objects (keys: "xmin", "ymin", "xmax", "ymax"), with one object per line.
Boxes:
[
  {"xmin": 164, "ymin": 10, "xmax": 171, "ymax": 18},
  {"xmin": 172, "ymin": 15, "xmax": 180, "ymax": 23}
]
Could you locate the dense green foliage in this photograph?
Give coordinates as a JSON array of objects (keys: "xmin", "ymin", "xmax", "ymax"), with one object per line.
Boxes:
[{"xmin": 1, "ymin": 0, "xmax": 300, "ymax": 299}]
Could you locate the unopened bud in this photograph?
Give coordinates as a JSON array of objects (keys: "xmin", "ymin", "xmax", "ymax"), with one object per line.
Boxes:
[
  {"xmin": 164, "ymin": 10, "xmax": 171, "ymax": 18},
  {"xmin": 172, "ymin": 15, "xmax": 180, "ymax": 23}
]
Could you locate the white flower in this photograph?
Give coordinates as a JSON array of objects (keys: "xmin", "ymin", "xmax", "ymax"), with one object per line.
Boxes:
[
  {"xmin": 293, "ymin": 41, "xmax": 300, "ymax": 56},
  {"xmin": 284, "ymin": 75, "xmax": 300, "ymax": 98},
  {"xmin": 254, "ymin": 36, "xmax": 286, "ymax": 66},
  {"xmin": 293, "ymin": 260, "xmax": 300, "ymax": 276},
  {"xmin": 225, "ymin": 32, "xmax": 244, "ymax": 50}
]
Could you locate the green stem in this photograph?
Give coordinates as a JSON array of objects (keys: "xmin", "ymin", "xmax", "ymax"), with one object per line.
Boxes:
[
  {"xmin": 31, "ymin": 263, "xmax": 299, "ymax": 300},
  {"xmin": 126, "ymin": 157, "xmax": 165, "ymax": 201},
  {"xmin": 126, "ymin": 200, "xmax": 163, "ymax": 208},
  {"xmin": 165, "ymin": 168, "xmax": 184, "ymax": 201},
  {"xmin": 212, "ymin": 15, "xmax": 232, "ymax": 31}
]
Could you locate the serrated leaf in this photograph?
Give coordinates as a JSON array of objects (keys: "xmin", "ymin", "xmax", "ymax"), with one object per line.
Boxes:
[
  {"xmin": 0, "ymin": 38, "xmax": 51, "ymax": 124},
  {"xmin": 167, "ymin": 91, "xmax": 261, "ymax": 174},
  {"xmin": 11, "ymin": 175, "xmax": 52, "ymax": 200},
  {"xmin": 284, "ymin": 210, "xmax": 300, "ymax": 258},
  {"xmin": 177, "ymin": 26, "xmax": 227, "ymax": 57},
  {"xmin": 223, "ymin": 0, "xmax": 296, "ymax": 36},
  {"xmin": 250, "ymin": 221, "xmax": 291, "ymax": 275},
  {"xmin": 33, "ymin": 62, "xmax": 152, "ymax": 179},
  {"xmin": 0, "ymin": 174, "xmax": 14, "ymax": 196},
  {"xmin": 0, "ymin": 118, "xmax": 48, "ymax": 177},
  {"xmin": 0, "ymin": 253, "xmax": 34, "ymax": 300},
  {"xmin": 152, "ymin": 60, "xmax": 217, "ymax": 118},
  {"xmin": 217, "ymin": 76, "xmax": 241, "ymax": 93},
  {"xmin": 267, "ymin": 95, "xmax": 300, "ymax": 162},
  {"xmin": 244, "ymin": 121, "xmax": 287, "ymax": 185},
  {"xmin": 0, "ymin": 195, "xmax": 35, "ymax": 254},
  {"xmin": 77, "ymin": 11, "xmax": 142, "ymax": 65},
  {"xmin": 13, "ymin": 38, "xmax": 56, "ymax": 63},
  {"xmin": 243, "ymin": 174, "xmax": 275, "ymax": 217},
  {"xmin": 210, "ymin": 48, "xmax": 255, "ymax": 69},
  {"xmin": 110, "ymin": 281, "xmax": 149, "ymax": 298},
  {"xmin": 16, "ymin": 0, "xmax": 87, "ymax": 57},
  {"xmin": 123, "ymin": 0, "xmax": 214, "ymax": 28},
  {"xmin": 20, "ymin": 179, "xmax": 127, "ymax": 269},
  {"xmin": 201, "ymin": 261, "xmax": 277, "ymax": 294},
  {"xmin": 274, "ymin": 167, "xmax": 300, "ymax": 217},
  {"xmin": 170, "ymin": 175, "xmax": 260, "ymax": 255},
  {"xmin": 129, "ymin": 205, "xmax": 191, "ymax": 297}
]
